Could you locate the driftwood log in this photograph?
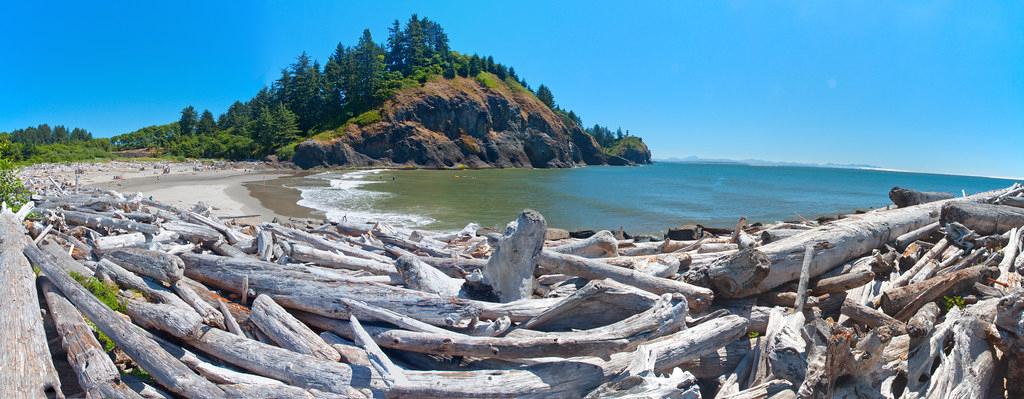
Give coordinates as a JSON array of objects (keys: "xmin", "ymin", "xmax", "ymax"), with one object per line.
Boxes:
[{"xmin": 0, "ymin": 207, "xmax": 63, "ymax": 398}]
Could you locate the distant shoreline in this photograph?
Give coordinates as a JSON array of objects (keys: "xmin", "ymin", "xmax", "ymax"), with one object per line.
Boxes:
[{"xmin": 656, "ymin": 159, "xmax": 1023, "ymax": 181}]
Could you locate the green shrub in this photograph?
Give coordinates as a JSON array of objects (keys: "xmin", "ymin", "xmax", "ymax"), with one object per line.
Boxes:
[
  {"xmin": 70, "ymin": 272, "xmax": 124, "ymax": 352},
  {"xmin": 0, "ymin": 158, "xmax": 29, "ymax": 210},
  {"xmin": 943, "ymin": 295, "xmax": 966, "ymax": 311},
  {"xmin": 350, "ymin": 109, "xmax": 382, "ymax": 126}
]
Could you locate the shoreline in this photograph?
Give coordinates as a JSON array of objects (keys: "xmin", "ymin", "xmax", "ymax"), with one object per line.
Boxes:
[{"xmin": 79, "ymin": 163, "xmax": 881, "ymax": 236}]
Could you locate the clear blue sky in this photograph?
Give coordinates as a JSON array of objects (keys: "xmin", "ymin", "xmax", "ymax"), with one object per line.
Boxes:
[{"xmin": 2, "ymin": 1, "xmax": 1021, "ymax": 177}]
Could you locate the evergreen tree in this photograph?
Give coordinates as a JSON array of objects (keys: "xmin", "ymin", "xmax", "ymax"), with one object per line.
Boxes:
[
  {"xmin": 218, "ymin": 101, "xmax": 250, "ymax": 130},
  {"xmin": 197, "ymin": 110, "xmax": 217, "ymax": 135},
  {"xmin": 443, "ymin": 62, "xmax": 456, "ymax": 79},
  {"xmin": 536, "ymin": 84, "xmax": 555, "ymax": 109},
  {"xmin": 179, "ymin": 106, "xmax": 198, "ymax": 135},
  {"xmin": 385, "ymin": 20, "xmax": 405, "ymax": 72}
]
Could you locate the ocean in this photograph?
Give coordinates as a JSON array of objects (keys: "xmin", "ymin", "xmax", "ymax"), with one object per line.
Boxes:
[{"xmin": 289, "ymin": 162, "xmax": 1019, "ymax": 234}]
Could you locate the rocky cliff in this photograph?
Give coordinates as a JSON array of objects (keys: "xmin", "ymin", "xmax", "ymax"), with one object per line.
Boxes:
[{"xmin": 292, "ymin": 75, "xmax": 651, "ymax": 169}]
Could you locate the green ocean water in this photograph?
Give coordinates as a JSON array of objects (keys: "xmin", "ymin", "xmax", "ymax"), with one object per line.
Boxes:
[{"xmin": 292, "ymin": 163, "xmax": 1019, "ymax": 234}]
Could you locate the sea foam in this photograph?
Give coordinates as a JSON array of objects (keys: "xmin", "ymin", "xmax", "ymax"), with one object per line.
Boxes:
[{"xmin": 293, "ymin": 169, "xmax": 435, "ymax": 228}]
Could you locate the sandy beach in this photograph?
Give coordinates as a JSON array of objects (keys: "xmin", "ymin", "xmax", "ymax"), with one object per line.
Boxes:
[
  {"xmin": 18, "ymin": 160, "xmax": 323, "ymax": 222},
  {"xmin": 91, "ymin": 170, "xmax": 321, "ymax": 222}
]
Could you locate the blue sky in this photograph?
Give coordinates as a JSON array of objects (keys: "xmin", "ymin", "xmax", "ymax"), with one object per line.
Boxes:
[{"xmin": 2, "ymin": 1, "xmax": 1021, "ymax": 177}]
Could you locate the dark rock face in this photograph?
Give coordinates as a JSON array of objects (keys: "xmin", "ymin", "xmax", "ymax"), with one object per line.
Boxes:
[{"xmin": 293, "ymin": 77, "xmax": 647, "ymax": 169}]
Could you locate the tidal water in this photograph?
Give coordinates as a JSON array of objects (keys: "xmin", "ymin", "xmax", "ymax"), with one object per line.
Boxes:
[{"xmin": 291, "ymin": 163, "xmax": 1019, "ymax": 234}]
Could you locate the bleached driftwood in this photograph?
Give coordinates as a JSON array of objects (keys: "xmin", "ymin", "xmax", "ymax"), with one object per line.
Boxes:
[
  {"xmin": 104, "ymin": 247, "xmax": 184, "ymax": 284},
  {"xmin": 395, "ymin": 254, "xmax": 465, "ymax": 297},
  {"xmin": 703, "ymin": 187, "xmax": 1012, "ymax": 297},
  {"xmin": 551, "ymin": 230, "xmax": 619, "ymax": 258},
  {"xmin": 0, "ymin": 207, "xmax": 63, "ymax": 398},
  {"xmin": 249, "ymin": 294, "xmax": 340, "ymax": 361},
  {"xmin": 523, "ymin": 278, "xmax": 661, "ymax": 331},
  {"xmin": 24, "ymin": 245, "xmax": 227, "ymax": 398},
  {"xmin": 40, "ymin": 277, "xmax": 142, "ymax": 398},
  {"xmin": 940, "ymin": 201, "xmax": 1024, "ymax": 235},
  {"xmin": 484, "ymin": 209, "xmax": 547, "ymax": 302},
  {"xmin": 538, "ymin": 249, "xmax": 713, "ymax": 311}
]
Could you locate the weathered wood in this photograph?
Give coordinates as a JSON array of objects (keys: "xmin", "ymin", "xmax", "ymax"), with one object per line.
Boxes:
[
  {"xmin": 263, "ymin": 223, "xmax": 391, "ymax": 263},
  {"xmin": 760, "ymin": 229, "xmax": 804, "ymax": 244},
  {"xmin": 586, "ymin": 349, "xmax": 700, "ymax": 399},
  {"xmin": 320, "ymin": 331, "xmax": 371, "ymax": 367},
  {"xmin": 364, "ymin": 295, "xmax": 686, "ymax": 359},
  {"xmin": 289, "ymin": 243, "xmax": 397, "ymax": 277},
  {"xmin": 941, "ymin": 201, "xmax": 1024, "ymax": 236},
  {"xmin": 249, "ymin": 294, "xmax": 341, "ymax": 361},
  {"xmin": 809, "ymin": 268, "xmax": 874, "ymax": 295},
  {"xmin": 0, "ymin": 210, "xmax": 63, "ymax": 398},
  {"xmin": 395, "ymin": 254, "xmax": 464, "ymax": 297},
  {"xmin": 181, "ymin": 252, "xmax": 481, "ymax": 327},
  {"xmin": 42, "ymin": 276, "xmax": 142, "ymax": 399},
  {"xmin": 162, "ymin": 220, "xmax": 221, "ymax": 245},
  {"xmin": 63, "ymin": 209, "xmax": 160, "ymax": 235},
  {"xmin": 184, "ymin": 211, "xmax": 252, "ymax": 245},
  {"xmin": 881, "ymin": 265, "xmax": 996, "ymax": 319},
  {"xmin": 903, "ymin": 308, "xmax": 996, "ymax": 399},
  {"xmin": 895, "ymin": 222, "xmax": 940, "ymax": 251},
  {"xmin": 702, "ymin": 186, "xmax": 1013, "ymax": 297},
  {"xmin": 349, "ymin": 315, "xmax": 407, "ymax": 388},
  {"xmin": 601, "ymin": 253, "xmax": 687, "ymax": 278},
  {"xmin": 889, "ymin": 186, "xmax": 954, "ymax": 207},
  {"xmin": 794, "ymin": 245, "xmax": 814, "ymax": 314},
  {"xmin": 484, "ymin": 209, "xmax": 547, "ymax": 302},
  {"xmin": 123, "ymin": 299, "xmax": 376, "ymax": 395},
  {"xmin": 208, "ymin": 239, "xmax": 248, "ymax": 258},
  {"xmin": 551, "ymin": 230, "xmax": 619, "ymax": 258},
  {"xmin": 538, "ymin": 250, "xmax": 713, "ymax": 311},
  {"xmin": 174, "ymin": 280, "xmax": 226, "ymax": 328},
  {"xmin": 523, "ymin": 278, "xmax": 660, "ymax": 331},
  {"xmin": 893, "ymin": 238, "xmax": 949, "ymax": 288},
  {"xmin": 104, "ymin": 247, "xmax": 184, "ymax": 283},
  {"xmin": 24, "ymin": 245, "xmax": 226, "ymax": 398},
  {"xmin": 840, "ymin": 297, "xmax": 904, "ymax": 330}
]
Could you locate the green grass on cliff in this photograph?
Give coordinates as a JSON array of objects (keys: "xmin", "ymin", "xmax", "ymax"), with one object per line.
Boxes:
[{"xmin": 604, "ymin": 136, "xmax": 647, "ymax": 157}]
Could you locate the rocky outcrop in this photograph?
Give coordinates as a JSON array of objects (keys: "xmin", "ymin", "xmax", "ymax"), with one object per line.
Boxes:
[
  {"xmin": 293, "ymin": 76, "xmax": 649, "ymax": 169},
  {"xmin": 605, "ymin": 137, "xmax": 652, "ymax": 165}
]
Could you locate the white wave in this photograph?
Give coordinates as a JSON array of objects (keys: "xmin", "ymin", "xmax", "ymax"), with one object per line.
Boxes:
[{"xmin": 292, "ymin": 170, "xmax": 435, "ymax": 228}]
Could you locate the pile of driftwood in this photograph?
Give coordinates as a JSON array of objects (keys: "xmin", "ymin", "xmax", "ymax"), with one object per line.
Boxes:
[{"xmin": 3, "ymin": 182, "xmax": 1024, "ymax": 398}]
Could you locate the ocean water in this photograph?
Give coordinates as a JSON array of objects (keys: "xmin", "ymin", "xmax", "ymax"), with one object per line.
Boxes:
[{"xmin": 292, "ymin": 163, "xmax": 1019, "ymax": 234}]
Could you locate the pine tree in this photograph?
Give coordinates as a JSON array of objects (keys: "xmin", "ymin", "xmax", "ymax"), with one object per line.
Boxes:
[
  {"xmin": 197, "ymin": 110, "xmax": 217, "ymax": 135},
  {"xmin": 179, "ymin": 106, "xmax": 198, "ymax": 135},
  {"xmin": 536, "ymin": 84, "xmax": 555, "ymax": 109},
  {"xmin": 385, "ymin": 20, "xmax": 405, "ymax": 72},
  {"xmin": 405, "ymin": 14, "xmax": 426, "ymax": 74}
]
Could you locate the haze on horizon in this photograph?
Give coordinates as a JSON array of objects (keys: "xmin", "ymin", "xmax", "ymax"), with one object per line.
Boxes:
[{"xmin": 2, "ymin": 1, "xmax": 1021, "ymax": 178}]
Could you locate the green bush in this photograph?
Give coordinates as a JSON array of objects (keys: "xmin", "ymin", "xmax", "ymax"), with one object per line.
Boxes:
[
  {"xmin": 0, "ymin": 141, "xmax": 29, "ymax": 208},
  {"xmin": 350, "ymin": 109, "xmax": 382, "ymax": 126}
]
